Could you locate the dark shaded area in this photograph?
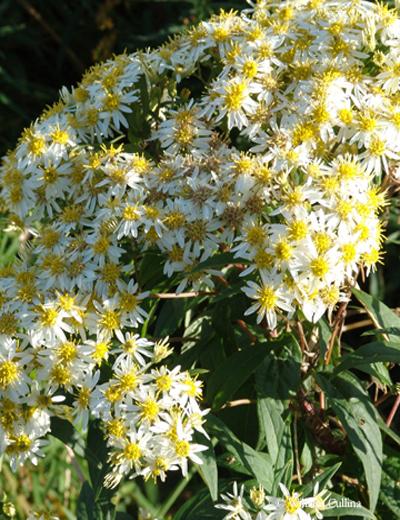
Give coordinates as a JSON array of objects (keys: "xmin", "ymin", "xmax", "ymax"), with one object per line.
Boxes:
[{"xmin": 0, "ymin": 0, "xmax": 242, "ymax": 155}]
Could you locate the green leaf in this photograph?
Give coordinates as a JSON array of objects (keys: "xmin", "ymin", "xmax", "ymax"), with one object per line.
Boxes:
[
  {"xmin": 318, "ymin": 373, "xmax": 383, "ymax": 511},
  {"xmin": 272, "ymin": 462, "xmax": 293, "ymax": 499},
  {"xmin": 322, "ymin": 492, "xmax": 376, "ymax": 518},
  {"xmin": 154, "ymin": 298, "xmax": 187, "ymax": 337},
  {"xmin": 210, "ymin": 299, "xmax": 236, "ymax": 348},
  {"xmin": 362, "ymin": 361, "xmax": 393, "ymax": 388},
  {"xmin": 378, "ymin": 417, "xmax": 400, "ymax": 447},
  {"xmin": 257, "ymin": 398, "xmax": 285, "ymax": 462},
  {"xmin": 300, "ymin": 435, "xmax": 313, "ymax": 474},
  {"xmin": 207, "ymin": 343, "xmax": 271, "ymax": 409},
  {"xmin": 272, "ymin": 419, "xmax": 293, "ymax": 491},
  {"xmin": 352, "ymin": 288, "xmax": 400, "ymax": 342},
  {"xmin": 301, "ymin": 463, "xmax": 342, "ymax": 496},
  {"xmin": 191, "ymin": 252, "xmax": 248, "ymax": 273},
  {"xmin": 50, "ymin": 416, "xmax": 75, "ymax": 445},
  {"xmin": 137, "ymin": 250, "xmax": 168, "ymax": 289},
  {"xmin": 77, "ymin": 482, "xmax": 103, "ymax": 520},
  {"xmin": 194, "ymin": 432, "xmax": 218, "ymax": 501},
  {"xmin": 256, "ymin": 398, "xmax": 293, "ymax": 491},
  {"xmin": 363, "ymin": 327, "xmax": 400, "ymax": 337},
  {"xmin": 380, "ymin": 455, "xmax": 400, "ymax": 517},
  {"xmin": 174, "ymin": 486, "xmax": 226, "ymax": 520},
  {"xmin": 207, "ymin": 415, "xmax": 274, "ymax": 492},
  {"xmin": 217, "ymin": 452, "xmax": 253, "ymax": 476},
  {"xmin": 334, "ymin": 341, "xmax": 400, "ymax": 373},
  {"xmin": 256, "ymin": 334, "xmax": 302, "ymax": 400},
  {"xmin": 318, "ymin": 318, "xmax": 332, "ymax": 359},
  {"xmin": 86, "ymin": 420, "xmax": 110, "ymax": 494},
  {"xmin": 85, "ymin": 420, "xmax": 116, "ymax": 519}
]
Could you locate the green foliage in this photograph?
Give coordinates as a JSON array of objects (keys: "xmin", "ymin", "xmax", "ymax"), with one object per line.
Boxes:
[{"xmin": 318, "ymin": 372, "xmax": 383, "ymax": 511}]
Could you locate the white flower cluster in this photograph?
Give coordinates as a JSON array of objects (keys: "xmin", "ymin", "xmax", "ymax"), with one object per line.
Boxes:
[
  {"xmin": 96, "ymin": 339, "xmax": 208, "ymax": 487},
  {"xmin": 0, "ymin": 0, "xmax": 397, "ymax": 482},
  {"xmin": 216, "ymin": 482, "xmax": 329, "ymax": 520},
  {"xmin": 0, "ymin": 331, "xmax": 207, "ymax": 484}
]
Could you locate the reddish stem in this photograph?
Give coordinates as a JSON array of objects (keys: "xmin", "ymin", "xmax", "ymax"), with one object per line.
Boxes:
[{"xmin": 386, "ymin": 394, "xmax": 400, "ymax": 427}]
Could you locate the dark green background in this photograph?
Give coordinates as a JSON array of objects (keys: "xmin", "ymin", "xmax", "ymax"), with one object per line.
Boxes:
[{"xmin": 0, "ymin": 0, "xmax": 244, "ymax": 155}]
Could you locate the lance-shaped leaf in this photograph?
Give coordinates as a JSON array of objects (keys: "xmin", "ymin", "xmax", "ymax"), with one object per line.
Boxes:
[
  {"xmin": 352, "ymin": 288, "xmax": 400, "ymax": 342},
  {"xmin": 207, "ymin": 415, "xmax": 274, "ymax": 492},
  {"xmin": 318, "ymin": 372, "xmax": 382, "ymax": 512}
]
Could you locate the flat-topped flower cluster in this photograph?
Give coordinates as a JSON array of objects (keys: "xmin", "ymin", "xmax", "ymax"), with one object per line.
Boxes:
[{"xmin": 0, "ymin": 0, "xmax": 397, "ymax": 483}]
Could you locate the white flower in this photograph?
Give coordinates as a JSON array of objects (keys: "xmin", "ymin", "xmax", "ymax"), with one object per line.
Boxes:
[
  {"xmin": 263, "ymin": 484, "xmax": 311, "ymax": 520},
  {"xmin": 242, "ymin": 271, "xmax": 293, "ymax": 328},
  {"xmin": 215, "ymin": 482, "xmax": 253, "ymax": 520}
]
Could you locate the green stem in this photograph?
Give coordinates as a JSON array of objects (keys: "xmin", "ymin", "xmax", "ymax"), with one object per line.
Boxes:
[
  {"xmin": 129, "ymin": 482, "xmax": 160, "ymax": 517},
  {"xmin": 141, "ymin": 301, "xmax": 158, "ymax": 338},
  {"xmin": 157, "ymin": 465, "xmax": 198, "ymax": 518}
]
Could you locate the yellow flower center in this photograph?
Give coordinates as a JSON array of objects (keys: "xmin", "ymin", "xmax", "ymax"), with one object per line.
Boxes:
[
  {"xmin": 57, "ymin": 341, "xmax": 78, "ymax": 362},
  {"xmin": 151, "ymin": 457, "xmax": 168, "ymax": 478},
  {"xmin": 92, "ymin": 341, "xmax": 109, "ymax": 363},
  {"xmin": 338, "ymin": 108, "xmax": 353, "ymax": 124},
  {"xmin": 28, "ymin": 136, "xmax": 46, "ymax": 156},
  {"xmin": 275, "ymin": 240, "xmax": 293, "ymax": 261},
  {"xmin": 337, "ymin": 161, "xmax": 361, "ymax": 179},
  {"xmin": 224, "ymin": 82, "xmax": 246, "ymax": 111},
  {"xmin": 288, "ymin": 220, "xmax": 308, "ymax": 241},
  {"xmin": 186, "ymin": 220, "xmax": 207, "ymax": 242},
  {"xmin": 106, "ymin": 418, "xmax": 126, "ymax": 438},
  {"xmin": 123, "ymin": 205, "xmax": 140, "ymax": 221},
  {"xmin": 321, "ymin": 285, "xmax": 340, "ymax": 306},
  {"xmin": 51, "ymin": 128, "xmax": 69, "ymax": 145},
  {"xmin": 165, "ymin": 211, "xmax": 186, "ymax": 230},
  {"xmin": 103, "ymin": 92, "xmax": 120, "ymax": 111},
  {"xmin": 58, "ymin": 293, "xmax": 76, "ymax": 311},
  {"xmin": 100, "ymin": 262, "xmax": 121, "ymax": 283},
  {"xmin": 140, "ymin": 398, "xmax": 159, "ymax": 422},
  {"xmin": 336, "ymin": 200, "xmax": 353, "ymax": 219},
  {"xmin": 285, "ymin": 495, "xmax": 301, "ymax": 514},
  {"xmin": 77, "ymin": 387, "xmax": 91, "ymax": 408},
  {"xmin": 118, "ymin": 370, "xmax": 138, "ymax": 392},
  {"xmin": 310, "ymin": 256, "xmax": 329, "ymax": 277},
  {"xmin": 8, "ymin": 434, "xmax": 32, "ymax": 453},
  {"xmin": 93, "ymin": 236, "xmax": 110, "ymax": 254},
  {"xmin": 242, "ymin": 60, "xmax": 258, "ymax": 79},
  {"xmin": 254, "ymin": 249, "xmax": 274, "ymax": 269},
  {"xmin": 246, "ymin": 226, "xmax": 266, "ymax": 246},
  {"xmin": 39, "ymin": 307, "xmax": 58, "ymax": 327},
  {"xmin": 51, "ymin": 365, "xmax": 72, "ymax": 386},
  {"xmin": 124, "ymin": 442, "xmax": 142, "ymax": 461},
  {"xmin": 341, "ymin": 243, "xmax": 357, "ymax": 264},
  {"xmin": 100, "ymin": 310, "xmax": 120, "ymax": 332},
  {"xmin": 258, "ymin": 285, "xmax": 278, "ymax": 311},
  {"xmin": 368, "ymin": 137, "xmax": 385, "ymax": 156},
  {"xmin": 359, "ymin": 111, "xmax": 377, "ymax": 132},
  {"xmin": 157, "ymin": 374, "xmax": 172, "ymax": 392},
  {"xmin": 119, "ymin": 292, "xmax": 138, "ymax": 312},
  {"xmin": 0, "ymin": 361, "xmax": 19, "ymax": 389},
  {"xmin": 363, "ymin": 248, "xmax": 382, "ymax": 267},
  {"xmin": 175, "ymin": 440, "xmax": 190, "ymax": 458}
]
